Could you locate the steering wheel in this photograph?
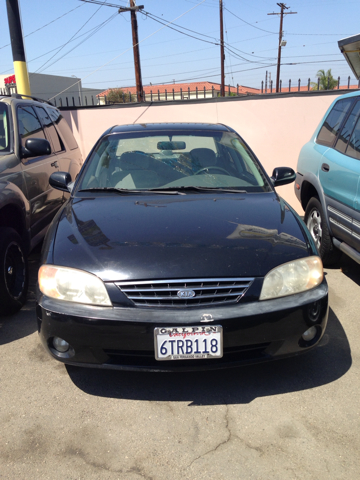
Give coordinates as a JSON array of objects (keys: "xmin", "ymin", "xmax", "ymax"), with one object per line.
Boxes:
[{"xmin": 194, "ymin": 166, "xmax": 231, "ymax": 175}]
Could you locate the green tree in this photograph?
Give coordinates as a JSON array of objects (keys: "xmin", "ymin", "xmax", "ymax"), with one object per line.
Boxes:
[
  {"xmin": 311, "ymin": 69, "xmax": 338, "ymax": 90},
  {"xmin": 106, "ymin": 88, "xmax": 132, "ymax": 103}
]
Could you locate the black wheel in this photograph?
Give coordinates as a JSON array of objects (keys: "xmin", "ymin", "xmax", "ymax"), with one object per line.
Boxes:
[
  {"xmin": 0, "ymin": 227, "xmax": 29, "ymax": 316},
  {"xmin": 304, "ymin": 197, "xmax": 341, "ymax": 266}
]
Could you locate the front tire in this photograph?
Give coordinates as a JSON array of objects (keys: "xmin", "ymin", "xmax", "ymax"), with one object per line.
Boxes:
[
  {"xmin": 304, "ymin": 197, "xmax": 341, "ymax": 266},
  {"xmin": 0, "ymin": 227, "xmax": 29, "ymax": 316}
]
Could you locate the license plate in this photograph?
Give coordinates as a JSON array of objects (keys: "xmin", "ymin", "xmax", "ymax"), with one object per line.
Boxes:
[{"xmin": 154, "ymin": 325, "xmax": 223, "ymax": 361}]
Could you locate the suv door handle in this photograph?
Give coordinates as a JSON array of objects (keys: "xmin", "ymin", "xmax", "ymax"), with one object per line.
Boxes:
[
  {"xmin": 321, "ymin": 163, "xmax": 330, "ymax": 172},
  {"xmin": 51, "ymin": 161, "xmax": 59, "ymax": 168}
]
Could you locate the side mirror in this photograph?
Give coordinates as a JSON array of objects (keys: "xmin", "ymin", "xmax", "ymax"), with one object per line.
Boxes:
[
  {"xmin": 50, "ymin": 171, "xmax": 72, "ymax": 192},
  {"xmin": 271, "ymin": 167, "xmax": 296, "ymax": 187},
  {"xmin": 22, "ymin": 138, "xmax": 51, "ymax": 158}
]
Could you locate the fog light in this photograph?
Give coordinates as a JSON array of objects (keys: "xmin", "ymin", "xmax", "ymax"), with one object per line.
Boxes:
[
  {"xmin": 53, "ymin": 337, "xmax": 70, "ymax": 353},
  {"xmin": 301, "ymin": 326, "xmax": 317, "ymax": 342}
]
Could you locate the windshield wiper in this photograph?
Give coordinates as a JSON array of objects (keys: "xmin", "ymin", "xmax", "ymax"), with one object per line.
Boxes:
[
  {"xmin": 148, "ymin": 186, "xmax": 247, "ymax": 194},
  {"xmin": 79, "ymin": 187, "xmax": 186, "ymax": 195}
]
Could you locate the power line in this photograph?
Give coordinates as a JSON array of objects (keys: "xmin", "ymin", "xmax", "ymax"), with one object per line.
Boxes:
[
  {"xmin": 138, "ymin": 10, "xmax": 219, "ymax": 46},
  {"xmin": 140, "ymin": 9, "xmax": 277, "ymax": 64},
  {"xmin": 80, "ymin": 57, "xmax": 346, "ymax": 88},
  {"xmin": 48, "ymin": 0, "xmax": 207, "ymax": 100},
  {"xmin": 34, "ymin": 1, "xmax": 109, "ymax": 73},
  {"xmin": 0, "ymin": 3, "xmax": 86, "ymax": 50},
  {"xmin": 35, "ymin": 12, "xmax": 119, "ymax": 74},
  {"xmin": 140, "ymin": 10, "xmax": 220, "ymax": 42},
  {"xmin": 225, "ymin": 5, "xmax": 353, "ymax": 37},
  {"xmin": 224, "ymin": 7, "xmax": 277, "ymax": 34}
]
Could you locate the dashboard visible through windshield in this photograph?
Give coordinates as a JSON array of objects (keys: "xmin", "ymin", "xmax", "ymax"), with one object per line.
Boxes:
[{"xmin": 79, "ymin": 131, "xmax": 271, "ymax": 193}]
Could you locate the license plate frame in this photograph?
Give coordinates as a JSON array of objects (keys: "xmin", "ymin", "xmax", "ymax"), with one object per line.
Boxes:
[{"xmin": 154, "ymin": 325, "xmax": 223, "ymax": 361}]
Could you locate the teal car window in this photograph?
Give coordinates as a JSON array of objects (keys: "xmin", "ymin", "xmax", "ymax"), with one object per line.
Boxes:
[
  {"xmin": 346, "ymin": 114, "xmax": 360, "ymax": 160},
  {"xmin": 317, "ymin": 98, "xmax": 354, "ymax": 147},
  {"xmin": 335, "ymin": 100, "xmax": 360, "ymax": 154}
]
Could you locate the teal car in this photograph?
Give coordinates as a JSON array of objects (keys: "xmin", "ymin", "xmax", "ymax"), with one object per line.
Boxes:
[{"xmin": 295, "ymin": 91, "xmax": 360, "ymax": 266}]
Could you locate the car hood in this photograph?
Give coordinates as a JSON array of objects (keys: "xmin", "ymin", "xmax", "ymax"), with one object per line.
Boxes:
[{"xmin": 52, "ymin": 192, "xmax": 310, "ymax": 281}]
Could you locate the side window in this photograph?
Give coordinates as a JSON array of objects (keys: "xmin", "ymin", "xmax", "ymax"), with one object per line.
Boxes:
[
  {"xmin": 0, "ymin": 103, "xmax": 10, "ymax": 153},
  {"xmin": 34, "ymin": 106, "xmax": 63, "ymax": 153},
  {"xmin": 346, "ymin": 116, "xmax": 360, "ymax": 160},
  {"xmin": 18, "ymin": 106, "xmax": 46, "ymax": 149},
  {"xmin": 317, "ymin": 98, "xmax": 354, "ymax": 147},
  {"xmin": 48, "ymin": 108, "xmax": 79, "ymax": 151},
  {"xmin": 335, "ymin": 100, "xmax": 360, "ymax": 154}
]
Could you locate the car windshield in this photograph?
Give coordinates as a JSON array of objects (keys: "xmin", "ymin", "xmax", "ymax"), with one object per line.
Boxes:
[
  {"xmin": 79, "ymin": 130, "xmax": 271, "ymax": 193},
  {"xmin": 0, "ymin": 103, "xmax": 10, "ymax": 154}
]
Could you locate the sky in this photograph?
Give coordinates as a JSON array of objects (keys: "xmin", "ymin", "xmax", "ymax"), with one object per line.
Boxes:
[{"xmin": 1, "ymin": 0, "xmax": 360, "ymax": 96}]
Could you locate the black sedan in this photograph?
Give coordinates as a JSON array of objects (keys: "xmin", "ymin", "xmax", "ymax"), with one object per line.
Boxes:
[{"xmin": 36, "ymin": 123, "xmax": 328, "ymax": 371}]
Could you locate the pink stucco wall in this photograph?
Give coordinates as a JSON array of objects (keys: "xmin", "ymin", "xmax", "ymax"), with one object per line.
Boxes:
[{"xmin": 61, "ymin": 93, "xmax": 343, "ymax": 213}]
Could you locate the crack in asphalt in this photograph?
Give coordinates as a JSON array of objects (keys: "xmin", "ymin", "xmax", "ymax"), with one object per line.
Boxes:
[{"xmin": 186, "ymin": 405, "xmax": 233, "ymax": 469}]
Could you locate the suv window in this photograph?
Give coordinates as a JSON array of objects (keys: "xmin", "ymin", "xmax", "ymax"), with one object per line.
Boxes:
[
  {"xmin": 48, "ymin": 107, "xmax": 79, "ymax": 151},
  {"xmin": 335, "ymin": 100, "xmax": 360, "ymax": 154},
  {"xmin": 346, "ymin": 114, "xmax": 360, "ymax": 160},
  {"xmin": 0, "ymin": 103, "xmax": 10, "ymax": 153},
  {"xmin": 317, "ymin": 98, "xmax": 354, "ymax": 147},
  {"xmin": 18, "ymin": 106, "xmax": 46, "ymax": 148},
  {"xmin": 34, "ymin": 106, "xmax": 63, "ymax": 153}
]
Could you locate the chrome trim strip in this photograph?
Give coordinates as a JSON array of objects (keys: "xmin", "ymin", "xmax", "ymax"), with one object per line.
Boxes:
[
  {"xmin": 117, "ymin": 277, "xmax": 254, "ymax": 286},
  {"xmin": 126, "ymin": 293, "xmax": 242, "ymax": 301},
  {"xmin": 329, "ymin": 217, "xmax": 352, "ymax": 234},
  {"xmin": 121, "ymin": 285, "xmax": 250, "ymax": 292},
  {"xmin": 328, "ymin": 205, "xmax": 352, "ymax": 223}
]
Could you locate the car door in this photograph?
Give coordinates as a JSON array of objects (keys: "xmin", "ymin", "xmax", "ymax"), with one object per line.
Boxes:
[
  {"xmin": 17, "ymin": 105, "xmax": 61, "ymax": 238},
  {"xmin": 319, "ymin": 98, "xmax": 360, "ymax": 251}
]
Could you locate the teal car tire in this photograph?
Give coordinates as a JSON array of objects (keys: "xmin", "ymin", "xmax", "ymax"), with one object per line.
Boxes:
[{"xmin": 305, "ymin": 197, "xmax": 341, "ymax": 266}]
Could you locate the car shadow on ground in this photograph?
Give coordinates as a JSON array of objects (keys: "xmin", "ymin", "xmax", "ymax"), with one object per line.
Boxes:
[
  {"xmin": 0, "ymin": 249, "xmax": 40, "ymax": 346},
  {"xmin": 325, "ymin": 252, "xmax": 360, "ymax": 287},
  {"xmin": 66, "ymin": 307, "xmax": 351, "ymax": 406},
  {"xmin": 336, "ymin": 254, "xmax": 360, "ymax": 286}
]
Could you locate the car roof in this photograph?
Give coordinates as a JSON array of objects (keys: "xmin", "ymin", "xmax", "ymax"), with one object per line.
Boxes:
[
  {"xmin": 0, "ymin": 94, "xmax": 55, "ymax": 108},
  {"xmin": 331, "ymin": 90, "xmax": 360, "ymax": 101},
  {"xmin": 109, "ymin": 123, "xmax": 234, "ymax": 134}
]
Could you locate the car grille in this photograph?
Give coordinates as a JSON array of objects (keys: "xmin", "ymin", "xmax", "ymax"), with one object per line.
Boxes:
[{"xmin": 115, "ymin": 277, "xmax": 254, "ymax": 307}]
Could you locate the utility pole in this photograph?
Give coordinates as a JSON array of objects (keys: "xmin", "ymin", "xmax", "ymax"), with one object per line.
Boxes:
[
  {"xmin": 119, "ymin": 1, "xmax": 144, "ymax": 102},
  {"xmin": 268, "ymin": 3, "xmax": 297, "ymax": 93},
  {"xmin": 81, "ymin": 0, "xmax": 144, "ymax": 102},
  {"xmin": 219, "ymin": 0, "xmax": 225, "ymax": 97},
  {"xmin": 265, "ymin": 70, "xmax": 268, "ymax": 93},
  {"xmin": 6, "ymin": 0, "xmax": 31, "ymax": 96}
]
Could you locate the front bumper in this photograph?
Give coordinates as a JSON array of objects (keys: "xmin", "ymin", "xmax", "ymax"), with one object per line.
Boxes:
[{"xmin": 36, "ymin": 281, "xmax": 328, "ymax": 372}]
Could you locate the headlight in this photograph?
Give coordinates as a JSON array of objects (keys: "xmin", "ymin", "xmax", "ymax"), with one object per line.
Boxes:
[
  {"xmin": 260, "ymin": 256, "xmax": 323, "ymax": 301},
  {"xmin": 38, "ymin": 265, "xmax": 112, "ymax": 306}
]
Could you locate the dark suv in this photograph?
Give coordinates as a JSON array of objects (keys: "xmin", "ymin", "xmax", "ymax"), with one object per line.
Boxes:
[{"xmin": 0, "ymin": 94, "xmax": 82, "ymax": 315}]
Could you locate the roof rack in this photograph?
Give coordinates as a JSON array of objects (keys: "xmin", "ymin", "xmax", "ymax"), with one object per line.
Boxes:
[{"xmin": 10, "ymin": 93, "xmax": 54, "ymax": 106}]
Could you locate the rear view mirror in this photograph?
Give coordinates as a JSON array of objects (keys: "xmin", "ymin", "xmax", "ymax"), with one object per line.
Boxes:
[
  {"xmin": 22, "ymin": 138, "xmax": 51, "ymax": 158},
  {"xmin": 271, "ymin": 167, "xmax": 296, "ymax": 187},
  {"xmin": 50, "ymin": 171, "xmax": 72, "ymax": 192},
  {"xmin": 157, "ymin": 141, "xmax": 186, "ymax": 150}
]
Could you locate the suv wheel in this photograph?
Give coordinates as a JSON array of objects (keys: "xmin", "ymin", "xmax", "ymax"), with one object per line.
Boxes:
[
  {"xmin": 304, "ymin": 197, "xmax": 341, "ymax": 266},
  {"xmin": 0, "ymin": 227, "xmax": 29, "ymax": 316}
]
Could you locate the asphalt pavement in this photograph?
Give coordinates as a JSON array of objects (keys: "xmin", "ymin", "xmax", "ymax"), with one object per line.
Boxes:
[{"xmin": 1, "ymin": 249, "xmax": 359, "ymax": 480}]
